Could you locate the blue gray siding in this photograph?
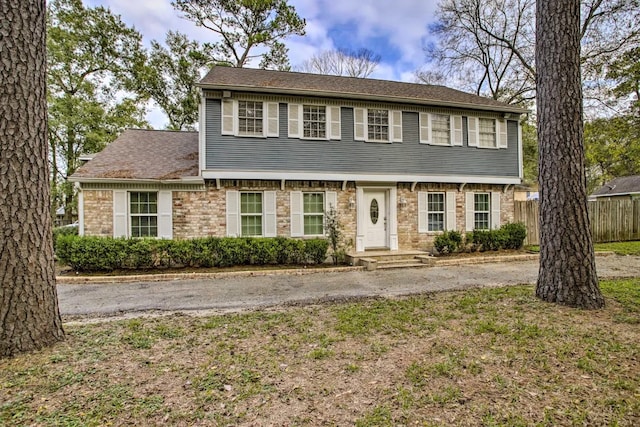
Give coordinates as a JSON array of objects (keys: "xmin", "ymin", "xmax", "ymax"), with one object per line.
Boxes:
[{"xmin": 205, "ymin": 99, "xmax": 520, "ymax": 178}]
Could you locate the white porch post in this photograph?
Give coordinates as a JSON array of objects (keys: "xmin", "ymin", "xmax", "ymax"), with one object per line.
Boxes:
[
  {"xmin": 355, "ymin": 186, "xmax": 365, "ymax": 252},
  {"xmin": 389, "ymin": 186, "xmax": 398, "ymax": 250}
]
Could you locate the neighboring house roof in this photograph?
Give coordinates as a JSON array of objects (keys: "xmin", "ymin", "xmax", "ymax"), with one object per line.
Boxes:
[
  {"xmin": 591, "ymin": 175, "xmax": 640, "ymax": 198},
  {"xmin": 198, "ymin": 66, "xmax": 528, "ymax": 114},
  {"xmin": 70, "ymin": 129, "xmax": 200, "ymax": 182}
]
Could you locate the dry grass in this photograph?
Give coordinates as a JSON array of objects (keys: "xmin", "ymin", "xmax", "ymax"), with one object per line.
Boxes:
[{"xmin": 2, "ymin": 279, "xmax": 639, "ymax": 426}]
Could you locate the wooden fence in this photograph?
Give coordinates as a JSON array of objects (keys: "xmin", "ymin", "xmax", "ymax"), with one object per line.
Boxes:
[{"xmin": 514, "ymin": 200, "xmax": 640, "ymax": 245}]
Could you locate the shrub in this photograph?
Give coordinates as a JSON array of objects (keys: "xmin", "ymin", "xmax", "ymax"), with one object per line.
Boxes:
[
  {"xmin": 501, "ymin": 222, "xmax": 527, "ymax": 249},
  {"xmin": 55, "ymin": 235, "xmax": 329, "ymax": 272},
  {"xmin": 304, "ymin": 239, "xmax": 330, "ymax": 264},
  {"xmin": 434, "ymin": 230, "xmax": 463, "ymax": 254},
  {"xmin": 53, "ymin": 224, "xmax": 78, "ymax": 242},
  {"xmin": 466, "ymin": 222, "xmax": 528, "ymax": 252}
]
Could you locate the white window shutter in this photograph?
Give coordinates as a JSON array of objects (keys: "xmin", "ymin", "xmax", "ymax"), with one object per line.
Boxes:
[
  {"xmin": 325, "ymin": 191, "xmax": 338, "ymax": 212},
  {"xmin": 465, "ymin": 192, "xmax": 475, "ymax": 231},
  {"xmin": 290, "ymin": 191, "xmax": 303, "ymax": 237},
  {"xmin": 158, "ymin": 191, "xmax": 173, "ymax": 239},
  {"xmin": 264, "ymin": 191, "xmax": 277, "ymax": 237},
  {"xmin": 266, "ymin": 102, "xmax": 279, "ymax": 137},
  {"xmin": 419, "ymin": 112, "xmax": 430, "ymax": 144},
  {"xmin": 446, "ymin": 191, "xmax": 457, "ymax": 231},
  {"xmin": 452, "ymin": 115, "xmax": 463, "ymax": 146},
  {"xmin": 328, "ymin": 106, "xmax": 341, "ymax": 140},
  {"xmin": 418, "ymin": 192, "xmax": 428, "ymax": 233},
  {"xmin": 467, "ymin": 117, "xmax": 479, "ymax": 147},
  {"xmin": 226, "ymin": 190, "xmax": 239, "ymax": 237},
  {"xmin": 288, "ymin": 103, "xmax": 300, "ymax": 138},
  {"xmin": 391, "ymin": 110, "xmax": 403, "ymax": 142},
  {"xmin": 221, "ymin": 99, "xmax": 235, "ymax": 135},
  {"xmin": 354, "ymin": 108, "xmax": 366, "ymax": 141},
  {"xmin": 491, "ymin": 192, "xmax": 501, "ymax": 229},
  {"xmin": 113, "ymin": 190, "xmax": 128, "ymax": 237},
  {"xmin": 498, "ymin": 119, "xmax": 508, "ymax": 148}
]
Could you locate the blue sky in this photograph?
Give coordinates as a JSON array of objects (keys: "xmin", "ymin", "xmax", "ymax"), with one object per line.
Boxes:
[{"xmin": 84, "ymin": 0, "xmax": 441, "ymax": 126}]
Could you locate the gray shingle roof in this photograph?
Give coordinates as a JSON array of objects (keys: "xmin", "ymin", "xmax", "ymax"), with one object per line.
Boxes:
[
  {"xmin": 198, "ymin": 66, "xmax": 528, "ymax": 113},
  {"xmin": 591, "ymin": 175, "xmax": 640, "ymax": 197},
  {"xmin": 70, "ymin": 129, "xmax": 199, "ymax": 181}
]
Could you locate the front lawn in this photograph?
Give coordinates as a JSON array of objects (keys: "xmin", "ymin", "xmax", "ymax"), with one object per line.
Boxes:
[
  {"xmin": 2, "ymin": 280, "xmax": 639, "ymax": 426},
  {"xmin": 527, "ymin": 240, "xmax": 640, "ymax": 255}
]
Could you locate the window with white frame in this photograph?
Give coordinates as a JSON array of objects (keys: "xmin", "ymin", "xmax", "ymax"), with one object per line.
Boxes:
[
  {"xmin": 240, "ymin": 192, "xmax": 263, "ymax": 236},
  {"xmin": 303, "ymin": 105, "xmax": 327, "ymax": 139},
  {"xmin": 303, "ymin": 193, "xmax": 324, "ymax": 235},
  {"xmin": 367, "ymin": 109, "xmax": 389, "ymax": 141},
  {"xmin": 238, "ymin": 101, "xmax": 263, "ymax": 136},
  {"xmin": 474, "ymin": 193, "xmax": 490, "ymax": 230},
  {"xmin": 431, "ymin": 114, "xmax": 451, "ymax": 145},
  {"xmin": 478, "ymin": 118, "xmax": 497, "ymax": 148},
  {"xmin": 130, "ymin": 192, "xmax": 158, "ymax": 237},
  {"xmin": 427, "ymin": 193, "xmax": 445, "ymax": 231}
]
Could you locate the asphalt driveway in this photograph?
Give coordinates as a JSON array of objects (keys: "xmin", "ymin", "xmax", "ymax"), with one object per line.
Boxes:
[{"xmin": 57, "ymin": 255, "xmax": 640, "ymax": 319}]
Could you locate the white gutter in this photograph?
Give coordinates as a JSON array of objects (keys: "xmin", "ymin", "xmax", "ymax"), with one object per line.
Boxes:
[
  {"xmin": 68, "ymin": 177, "xmax": 205, "ymax": 185},
  {"xmin": 201, "ymin": 170, "xmax": 521, "ymax": 185}
]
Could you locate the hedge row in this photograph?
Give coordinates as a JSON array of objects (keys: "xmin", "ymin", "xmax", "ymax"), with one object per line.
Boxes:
[
  {"xmin": 56, "ymin": 235, "xmax": 330, "ymax": 272},
  {"xmin": 433, "ymin": 222, "xmax": 527, "ymax": 254}
]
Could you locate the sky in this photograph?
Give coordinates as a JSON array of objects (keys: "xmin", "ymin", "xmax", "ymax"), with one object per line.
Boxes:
[{"xmin": 83, "ymin": 0, "xmax": 441, "ymax": 127}]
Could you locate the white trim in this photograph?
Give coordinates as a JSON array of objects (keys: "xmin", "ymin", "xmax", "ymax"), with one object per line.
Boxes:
[
  {"xmin": 113, "ymin": 190, "xmax": 128, "ymax": 237},
  {"xmin": 591, "ymin": 192, "xmax": 640, "ymax": 198},
  {"xmin": 518, "ymin": 121, "xmax": 523, "ymax": 180},
  {"xmin": 265, "ymin": 102, "xmax": 279, "ymax": 137},
  {"xmin": 199, "ymin": 96, "xmax": 206, "ymax": 172},
  {"xmin": 202, "ymin": 170, "xmax": 521, "ymax": 185},
  {"xmin": 264, "ymin": 190, "xmax": 277, "ymax": 237},
  {"xmin": 356, "ymin": 185, "xmax": 396, "ymax": 252},
  {"xmin": 419, "ymin": 112, "xmax": 430, "ymax": 144},
  {"xmin": 446, "ymin": 191, "xmax": 457, "ymax": 231},
  {"xmin": 491, "ymin": 191, "xmax": 501, "ymax": 229},
  {"xmin": 328, "ymin": 106, "xmax": 341, "ymax": 140},
  {"xmin": 288, "ymin": 103, "xmax": 301, "ymax": 138},
  {"xmin": 78, "ymin": 189, "xmax": 85, "ymax": 236},
  {"xmin": 290, "ymin": 191, "xmax": 303, "ymax": 237},
  {"xmin": 158, "ymin": 190, "xmax": 173, "ymax": 239},
  {"xmin": 69, "ymin": 177, "xmax": 205, "ymax": 185}
]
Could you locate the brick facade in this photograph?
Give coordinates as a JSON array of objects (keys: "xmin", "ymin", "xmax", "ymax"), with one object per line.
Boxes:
[
  {"xmin": 82, "ymin": 190, "xmax": 113, "ymax": 237},
  {"xmin": 81, "ymin": 180, "xmax": 514, "ymax": 251}
]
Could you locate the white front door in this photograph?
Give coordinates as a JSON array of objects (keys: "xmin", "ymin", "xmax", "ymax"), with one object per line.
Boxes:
[{"xmin": 364, "ymin": 190, "xmax": 387, "ymax": 248}]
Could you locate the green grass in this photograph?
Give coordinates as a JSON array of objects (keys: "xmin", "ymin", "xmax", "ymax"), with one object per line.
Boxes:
[
  {"xmin": 1, "ymin": 279, "xmax": 639, "ymax": 425},
  {"xmin": 526, "ymin": 240, "xmax": 640, "ymax": 255}
]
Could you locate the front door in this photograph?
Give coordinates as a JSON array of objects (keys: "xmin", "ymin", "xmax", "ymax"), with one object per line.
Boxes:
[{"xmin": 364, "ymin": 190, "xmax": 387, "ymax": 248}]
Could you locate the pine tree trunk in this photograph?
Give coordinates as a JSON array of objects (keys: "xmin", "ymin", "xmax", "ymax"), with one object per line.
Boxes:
[
  {"xmin": 535, "ymin": 0, "xmax": 604, "ymax": 309},
  {"xmin": 0, "ymin": 0, "xmax": 65, "ymax": 357}
]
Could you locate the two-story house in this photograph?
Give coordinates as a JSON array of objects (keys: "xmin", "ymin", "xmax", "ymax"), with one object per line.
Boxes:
[{"xmin": 70, "ymin": 66, "xmax": 526, "ymax": 252}]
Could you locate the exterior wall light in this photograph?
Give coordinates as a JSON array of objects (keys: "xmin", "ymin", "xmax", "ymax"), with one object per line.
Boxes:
[
  {"xmin": 399, "ymin": 196, "xmax": 407, "ymax": 209},
  {"xmin": 348, "ymin": 197, "xmax": 356, "ymax": 210}
]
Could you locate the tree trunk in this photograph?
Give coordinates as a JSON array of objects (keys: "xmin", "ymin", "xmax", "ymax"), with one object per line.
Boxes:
[
  {"xmin": 535, "ymin": 0, "xmax": 604, "ymax": 308},
  {"xmin": 0, "ymin": 0, "xmax": 65, "ymax": 357}
]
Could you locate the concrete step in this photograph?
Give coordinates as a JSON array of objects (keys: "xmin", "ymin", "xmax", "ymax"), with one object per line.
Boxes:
[{"xmin": 377, "ymin": 260, "xmax": 426, "ymax": 270}]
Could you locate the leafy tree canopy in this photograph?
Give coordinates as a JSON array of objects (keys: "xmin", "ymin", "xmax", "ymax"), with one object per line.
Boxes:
[
  {"xmin": 131, "ymin": 31, "xmax": 215, "ymax": 131},
  {"xmin": 47, "ymin": 0, "xmax": 148, "ymax": 220},
  {"xmin": 171, "ymin": 0, "xmax": 306, "ymax": 70}
]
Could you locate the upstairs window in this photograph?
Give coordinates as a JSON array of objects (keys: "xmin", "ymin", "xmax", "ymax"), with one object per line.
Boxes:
[
  {"xmin": 478, "ymin": 118, "xmax": 497, "ymax": 148},
  {"xmin": 367, "ymin": 109, "xmax": 389, "ymax": 142},
  {"xmin": 238, "ymin": 101, "xmax": 263, "ymax": 136},
  {"xmin": 303, "ymin": 105, "xmax": 327, "ymax": 139},
  {"xmin": 431, "ymin": 114, "xmax": 451, "ymax": 145},
  {"xmin": 130, "ymin": 192, "xmax": 158, "ymax": 237},
  {"xmin": 221, "ymin": 99, "xmax": 278, "ymax": 137}
]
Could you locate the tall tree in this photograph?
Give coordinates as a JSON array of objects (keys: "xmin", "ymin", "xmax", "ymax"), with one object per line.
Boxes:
[
  {"xmin": 584, "ymin": 115, "xmax": 640, "ymax": 191},
  {"xmin": 1, "ymin": 0, "xmax": 65, "ymax": 357},
  {"xmin": 171, "ymin": 0, "xmax": 305, "ymax": 70},
  {"xmin": 298, "ymin": 48, "xmax": 381, "ymax": 78},
  {"xmin": 47, "ymin": 0, "xmax": 148, "ymax": 222},
  {"xmin": 535, "ymin": 0, "xmax": 604, "ymax": 308},
  {"xmin": 131, "ymin": 31, "xmax": 215, "ymax": 131},
  {"xmin": 423, "ymin": 0, "xmax": 640, "ymax": 106}
]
